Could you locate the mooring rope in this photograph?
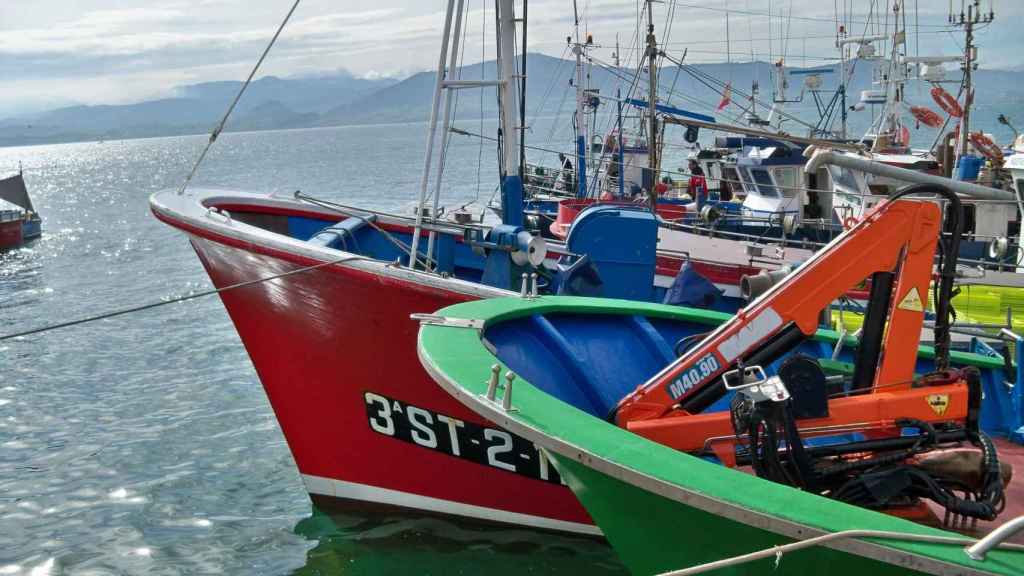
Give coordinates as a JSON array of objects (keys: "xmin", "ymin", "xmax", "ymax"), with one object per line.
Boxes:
[
  {"xmin": 0, "ymin": 254, "xmax": 360, "ymax": 342},
  {"xmin": 176, "ymin": 0, "xmax": 302, "ymax": 196}
]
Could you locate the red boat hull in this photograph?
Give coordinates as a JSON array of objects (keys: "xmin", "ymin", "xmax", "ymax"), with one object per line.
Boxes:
[
  {"xmin": 184, "ymin": 232, "xmax": 598, "ymax": 533},
  {"xmin": 0, "ymin": 219, "xmax": 22, "ymax": 249}
]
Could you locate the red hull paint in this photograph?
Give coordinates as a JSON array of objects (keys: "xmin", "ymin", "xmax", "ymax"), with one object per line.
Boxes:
[
  {"xmin": 185, "ymin": 233, "xmax": 596, "ymax": 531},
  {"xmin": 0, "ymin": 219, "xmax": 22, "ymax": 249}
]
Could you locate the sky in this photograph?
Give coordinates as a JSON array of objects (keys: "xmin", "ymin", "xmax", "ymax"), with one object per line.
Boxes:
[{"xmin": 0, "ymin": 0, "xmax": 1017, "ymax": 117}]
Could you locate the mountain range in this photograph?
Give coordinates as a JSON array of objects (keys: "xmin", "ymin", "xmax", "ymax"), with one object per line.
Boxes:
[{"xmin": 2, "ymin": 53, "xmax": 1022, "ymax": 148}]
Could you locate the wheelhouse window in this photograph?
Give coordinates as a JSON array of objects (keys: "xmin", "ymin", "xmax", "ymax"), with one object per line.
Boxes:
[
  {"xmin": 750, "ymin": 169, "xmax": 779, "ymax": 198},
  {"xmin": 772, "ymin": 167, "xmax": 799, "ymax": 198},
  {"xmin": 737, "ymin": 166, "xmax": 754, "ymax": 193}
]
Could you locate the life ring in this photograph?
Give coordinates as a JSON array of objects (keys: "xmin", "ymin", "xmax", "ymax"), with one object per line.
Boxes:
[
  {"xmin": 930, "ymin": 86, "xmax": 963, "ymax": 118},
  {"xmin": 897, "ymin": 125, "xmax": 911, "ymax": 147},
  {"xmin": 969, "ymin": 132, "xmax": 1004, "ymax": 163},
  {"xmin": 843, "ymin": 216, "xmax": 859, "ymax": 230},
  {"xmin": 910, "ymin": 106, "xmax": 943, "ymax": 128}
]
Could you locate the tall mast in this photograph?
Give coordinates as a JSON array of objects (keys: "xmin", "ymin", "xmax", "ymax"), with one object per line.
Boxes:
[
  {"xmin": 615, "ymin": 35, "xmax": 625, "ymax": 197},
  {"xmin": 497, "ymin": 0, "xmax": 521, "ymax": 180},
  {"xmin": 408, "ymin": 0, "xmax": 459, "ymax": 269},
  {"xmin": 954, "ymin": 1, "xmax": 994, "ymax": 159},
  {"xmin": 645, "ymin": 0, "xmax": 659, "ymax": 212},
  {"xmin": 571, "ymin": 2, "xmax": 587, "ymax": 199},
  {"xmin": 497, "ymin": 0, "xmax": 524, "ymax": 225}
]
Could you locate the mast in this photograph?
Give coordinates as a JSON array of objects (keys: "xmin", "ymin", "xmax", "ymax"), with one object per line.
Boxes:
[
  {"xmin": 615, "ymin": 36, "xmax": 625, "ymax": 198},
  {"xmin": 497, "ymin": 0, "xmax": 523, "ymax": 225},
  {"xmin": 408, "ymin": 0, "xmax": 458, "ymax": 269},
  {"xmin": 571, "ymin": 2, "xmax": 587, "ymax": 199},
  {"xmin": 426, "ymin": 0, "xmax": 468, "ymax": 267},
  {"xmin": 953, "ymin": 1, "xmax": 994, "ymax": 160},
  {"xmin": 645, "ymin": 0, "xmax": 659, "ymax": 212},
  {"xmin": 837, "ymin": 6, "xmax": 848, "ymax": 139}
]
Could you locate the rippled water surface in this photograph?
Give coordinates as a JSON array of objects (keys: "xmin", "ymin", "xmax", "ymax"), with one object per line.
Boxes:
[{"xmin": 0, "ymin": 124, "xmax": 627, "ymax": 575}]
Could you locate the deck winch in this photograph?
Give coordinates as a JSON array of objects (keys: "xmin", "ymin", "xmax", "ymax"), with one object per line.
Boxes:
[{"xmin": 470, "ymin": 224, "xmax": 548, "ymax": 291}]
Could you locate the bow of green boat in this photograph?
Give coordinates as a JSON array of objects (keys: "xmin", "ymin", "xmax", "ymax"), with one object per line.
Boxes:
[{"xmin": 417, "ymin": 296, "xmax": 1024, "ymax": 576}]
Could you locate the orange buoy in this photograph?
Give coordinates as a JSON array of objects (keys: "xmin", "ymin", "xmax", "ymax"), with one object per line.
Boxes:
[
  {"xmin": 910, "ymin": 106, "xmax": 943, "ymax": 128},
  {"xmin": 969, "ymin": 132, "xmax": 1004, "ymax": 163},
  {"xmin": 930, "ymin": 86, "xmax": 963, "ymax": 118}
]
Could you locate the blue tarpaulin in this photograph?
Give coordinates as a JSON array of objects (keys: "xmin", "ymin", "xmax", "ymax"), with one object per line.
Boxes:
[{"xmin": 662, "ymin": 262, "xmax": 723, "ymax": 307}]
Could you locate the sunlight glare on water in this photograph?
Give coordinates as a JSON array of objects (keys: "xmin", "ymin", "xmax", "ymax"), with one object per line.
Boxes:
[{"xmin": 0, "ymin": 123, "xmax": 626, "ymax": 575}]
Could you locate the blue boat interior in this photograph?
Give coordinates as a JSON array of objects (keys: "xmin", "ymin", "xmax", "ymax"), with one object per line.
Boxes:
[
  {"xmin": 229, "ymin": 203, "xmax": 737, "ymax": 310},
  {"xmin": 483, "ymin": 310, "xmax": 1023, "ymax": 443}
]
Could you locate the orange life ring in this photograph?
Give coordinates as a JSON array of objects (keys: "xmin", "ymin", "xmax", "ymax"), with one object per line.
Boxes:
[
  {"xmin": 897, "ymin": 125, "xmax": 911, "ymax": 147},
  {"xmin": 910, "ymin": 106, "xmax": 943, "ymax": 128},
  {"xmin": 930, "ymin": 86, "xmax": 963, "ymax": 118},
  {"xmin": 969, "ymin": 132, "xmax": 1004, "ymax": 163},
  {"xmin": 843, "ymin": 216, "xmax": 859, "ymax": 230}
]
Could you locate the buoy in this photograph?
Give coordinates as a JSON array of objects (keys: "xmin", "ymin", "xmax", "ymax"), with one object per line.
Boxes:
[
  {"xmin": 930, "ymin": 86, "xmax": 963, "ymax": 118},
  {"xmin": 910, "ymin": 106, "xmax": 943, "ymax": 128},
  {"xmin": 969, "ymin": 132, "xmax": 1004, "ymax": 163}
]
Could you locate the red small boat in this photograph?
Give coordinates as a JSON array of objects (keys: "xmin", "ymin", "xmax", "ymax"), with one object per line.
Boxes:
[{"xmin": 0, "ymin": 200, "xmax": 24, "ymax": 250}]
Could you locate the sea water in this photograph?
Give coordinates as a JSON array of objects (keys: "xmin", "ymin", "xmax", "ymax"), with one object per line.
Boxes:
[{"xmin": 0, "ymin": 122, "xmax": 627, "ymax": 575}]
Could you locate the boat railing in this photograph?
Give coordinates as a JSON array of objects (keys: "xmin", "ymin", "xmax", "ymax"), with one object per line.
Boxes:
[{"xmin": 656, "ymin": 519, "xmax": 1024, "ymax": 576}]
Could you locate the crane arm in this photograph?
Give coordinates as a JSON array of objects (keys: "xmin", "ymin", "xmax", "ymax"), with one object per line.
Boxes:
[{"xmin": 615, "ymin": 197, "xmax": 942, "ymax": 425}]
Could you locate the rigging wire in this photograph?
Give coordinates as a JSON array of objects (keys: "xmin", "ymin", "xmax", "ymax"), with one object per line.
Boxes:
[
  {"xmin": 0, "ymin": 254, "xmax": 362, "ymax": 343},
  {"xmin": 176, "ymin": 0, "xmax": 302, "ymax": 196},
  {"xmin": 667, "ymin": 0, "xmax": 954, "ymax": 28}
]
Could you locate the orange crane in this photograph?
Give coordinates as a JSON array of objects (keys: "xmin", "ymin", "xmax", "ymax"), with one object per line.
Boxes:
[
  {"xmin": 614, "ymin": 184, "xmax": 1010, "ymax": 519},
  {"xmin": 616, "ymin": 187, "xmax": 955, "ymax": 428}
]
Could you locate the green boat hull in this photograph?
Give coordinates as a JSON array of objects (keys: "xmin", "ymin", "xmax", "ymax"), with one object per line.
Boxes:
[
  {"xmin": 553, "ymin": 455, "xmax": 929, "ymax": 575},
  {"xmin": 417, "ymin": 296, "xmax": 1024, "ymax": 575}
]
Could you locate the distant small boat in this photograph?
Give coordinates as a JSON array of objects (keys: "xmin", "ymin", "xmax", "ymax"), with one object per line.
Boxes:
[
  {"xmin": 0, "ymin": 199, "xmax": 24, "ymax": 249},
  {"xmin": 0, "ymin": 171, "xmax": 42, "ymax": 248}
]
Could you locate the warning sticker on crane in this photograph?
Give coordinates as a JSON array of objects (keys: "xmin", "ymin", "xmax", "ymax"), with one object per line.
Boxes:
[
  {"xmin": 897, "ymin": 287, "xmax": 925, "ymax": 312},
  {"xmin": 926, "ymin": 393, "xmax": 950, "ymax": 416}
]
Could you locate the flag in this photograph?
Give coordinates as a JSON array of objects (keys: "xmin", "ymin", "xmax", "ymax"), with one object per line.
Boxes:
[{"xmin": 717, "ymin": 83, "xmax": 732, "ymax": 111}]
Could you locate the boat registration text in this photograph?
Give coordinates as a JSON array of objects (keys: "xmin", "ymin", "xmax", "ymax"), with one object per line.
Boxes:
[{"xmin": 364, "ymin": 392, "xmax": 563, "ymax": 484}]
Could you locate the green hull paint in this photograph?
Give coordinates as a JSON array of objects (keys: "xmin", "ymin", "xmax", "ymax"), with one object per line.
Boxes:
[
  {"xmin": 554, "ymin": 456, "xmax": 925, "ymax": 575},
  {"xmin": 418, "ymin": 296, "xmax": 1024, "ymax": 575}
]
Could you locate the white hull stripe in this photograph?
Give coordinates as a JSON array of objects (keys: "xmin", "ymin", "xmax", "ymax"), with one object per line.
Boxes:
[{"xmin": 301, "ymin": 474, "xmax": 602, "ymax": 536}]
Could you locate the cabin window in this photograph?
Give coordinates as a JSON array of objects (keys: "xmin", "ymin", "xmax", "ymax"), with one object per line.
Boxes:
[
  {"xmin": 750, "ymin": 169, "xmax": 779, "ymax": 198},
  {"xmin": 720, "ymin": 166, "xmax": 740, "ymax": 200},
  {"xmin": 773, "ymin": 167, "xmax": 799, "ymax": 198},
  {"xmin": 737, "ymin": 166, "xmax": 754, "ymax": 193}
]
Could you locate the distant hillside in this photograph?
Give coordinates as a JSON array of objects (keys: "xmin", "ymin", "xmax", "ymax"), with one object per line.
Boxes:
[
  {"xmin": 318, "ymin": 53, "xmax": 1024, "ymax": 139},
  {"xmin": 0, "ymin": 72, "xmax": 396, "ymax": 147},
  {"xmin": 2, "ymin": 54, "xmax": 1022, "ymax": 148}
]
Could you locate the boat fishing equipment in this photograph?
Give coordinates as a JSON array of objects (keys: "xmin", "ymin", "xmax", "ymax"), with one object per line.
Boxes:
[{"xmin": 614, "ymin": 182, "xmax": 1011, "ymax": 524}]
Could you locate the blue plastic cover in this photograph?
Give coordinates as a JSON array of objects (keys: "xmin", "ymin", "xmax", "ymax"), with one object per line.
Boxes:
[
  {"xmin": 565, "ymin": 205, "xmax": 657, "ymax": 301},
  {"xmin": 662, "ymin": 262, "xmax": 723, "ymax": 307}
]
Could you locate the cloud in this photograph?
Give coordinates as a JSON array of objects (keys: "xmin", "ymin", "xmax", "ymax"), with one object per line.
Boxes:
[{"xmin": 0, "ymin": 0, "xmax": 1018, "ymax": 116}]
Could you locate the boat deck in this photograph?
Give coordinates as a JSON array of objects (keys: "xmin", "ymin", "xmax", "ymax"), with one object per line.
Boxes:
[{"xmin": 657, "ymin": 226, "xmax": 814, "ymax": 268}]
